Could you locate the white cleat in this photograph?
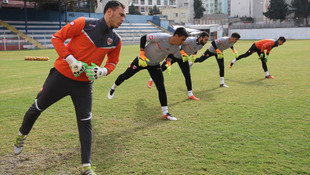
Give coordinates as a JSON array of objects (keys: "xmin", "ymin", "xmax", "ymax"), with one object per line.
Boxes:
[
  {"xmin": 108, "ymin": 89, "xmax": 115, "ymax": 99},
  {"xmin": 162, "ymin": 113, "xmax": 177, "ymax": 121},
  {"xmin": 14, "ymin": 135, "xmax": 27, "ymax": 155},
  {"xmin": 220, "ymin": 84, "xmax": 229, "ymax": 88}
]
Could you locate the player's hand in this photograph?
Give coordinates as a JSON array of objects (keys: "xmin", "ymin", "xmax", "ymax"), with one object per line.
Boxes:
[
  {"xmin": 85, "ymin": 63, "xmax": 108, "ymax": 81},
  {"xmin": 264, "ymin": 55, "xmax": 268, "ymax": 63},
  {"xmin": 216, "ymin": 49, "xmax": 223, "ymax": 59},
  {"xmin": 189, "ymin": 54, "xmax": 196, "ymax": 63},
  {"xmin": 233, "ymin": 49, "xmax": 239, "ymax": 58},
  {"xmin": 138, "ymin": 51, "xmax": 150, "ymax": 67},
  {"xmin": 138, "ymin": 57, "xmax": 150, "ymax": 67},
  {"xmin": 180, "ymin": 50, "xmax": 189, "ymax": 62},
  {"xmin": 165, "ymin": 61, "xmax": 171, "ymax": 75},
  {"xmin": 65, "ymin": 55, "xmax": 87, "ymax": 77}
]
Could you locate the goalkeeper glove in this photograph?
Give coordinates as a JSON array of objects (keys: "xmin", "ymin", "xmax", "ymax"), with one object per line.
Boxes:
[
  {"xmin": 85, "ymin": 63, "xmax": 108, "ymax": 81},
  {"xmin": 232, "ymin": 49, "xmax": 239, "ymax": 58},
  {"xmin": 165, "ymin": 61, "xmax": 171, "ymax": 75},
  {"xmin": 216, "ymin": 49, "xmax": 224, "ymax": 59},
  {"xmin": 259, "ymin": 53, "xmax": 265, "ymax": 59},
  {"xmin": 189, "ymin": 54, "xmax": 197, "ymax": 63},
  {"xmin": 180, "ymin": 50, "xmax": 189, "ymax": 62},
  {"xmin": 138, "ymin": 51, "xmax": 150, "ymax": 67},
  {"xmin": 65, "ymin": 55, "xmax": 87, "ymax": 77}
]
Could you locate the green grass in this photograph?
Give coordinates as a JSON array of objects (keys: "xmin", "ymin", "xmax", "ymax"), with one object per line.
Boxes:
[{"xmin": 0, "ymin": 40, "xmax": 309, "ymax": 175}]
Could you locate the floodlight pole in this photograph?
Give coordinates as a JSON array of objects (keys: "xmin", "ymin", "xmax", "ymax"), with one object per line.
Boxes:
[
  {"xmin": 89, "ymin": 0, "xmax": 91, "ymax": 17},
  {"xmin": 58, "ymin": 0, "xmax": 61, "ymax": 29},
  {"xmin": 24, "ymin": 0, "xmax": 28, "ymax": 33}
]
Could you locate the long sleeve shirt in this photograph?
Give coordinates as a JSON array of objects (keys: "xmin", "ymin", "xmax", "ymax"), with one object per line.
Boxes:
[{"xmin": 52, "ymin": 17, "xmax": 122, "ymax": 81}]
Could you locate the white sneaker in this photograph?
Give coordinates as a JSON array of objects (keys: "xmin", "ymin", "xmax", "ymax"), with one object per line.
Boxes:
[
  {"xmin": 14, "ymin": 135, "xmax": 27, "ymax": 155},
  {"xmin": 107, "ymin": 89, "xmax": 115, "ymax": 99},
  {"xmin": 220, "ymin": 84, "xmax": 229, "ymax": 88},
  {"xmin": 162, "ymin": 113, "xmax": 177, "ymax": 121}
]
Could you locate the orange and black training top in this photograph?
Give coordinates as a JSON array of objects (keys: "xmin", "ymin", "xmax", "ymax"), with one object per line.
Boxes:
[
  {"xmin": 51, "ymin": 17, "xmax": 122, "ymax": 81},
  {"xmin": 254, "ymin": 39, "xmax": 278, "ymax": 55}
]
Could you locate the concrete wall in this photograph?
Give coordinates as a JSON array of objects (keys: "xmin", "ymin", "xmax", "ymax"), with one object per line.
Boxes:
[{"xmin": 229, "ymin": 27, "xmax": 310, "ymax": 40}]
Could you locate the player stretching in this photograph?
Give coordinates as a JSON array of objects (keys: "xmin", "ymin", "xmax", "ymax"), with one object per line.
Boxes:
[
  {"xmin": 229, "ymin": 36, "xmax": 286, "ymax": 79},
  {"xmin": 108, "ymin": 27, "xmax": 189, "ymax": 121},
  {"xmin": 147, "ymin": 32, "xmax": 209, "ymax": 100},
  {"xmin": 13, "ymin": 1, "xmax": 125, "ymax": 175},
  {"xmin": 192, "ymin": 33, "xmax": 240, "ymax": 87}
]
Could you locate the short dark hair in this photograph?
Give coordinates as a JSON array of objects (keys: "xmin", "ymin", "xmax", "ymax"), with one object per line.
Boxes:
[
  {"xmin": 231, "ymin": 32, "xmax": 240, "ymax": 39},
  {"xmin": 278, "ymin": 36, "xmax": 286, "ymax": 42},
  {"xmin": 104, "ymin": 1, "xmax": 125, "ymax": 14},
  {"xmin": 199, "ymin": 32, "xmax": 209, "ymax": 38},
  {"xmin": 173, "ymin": 27, "xmax": 189, "ymax": 37}
]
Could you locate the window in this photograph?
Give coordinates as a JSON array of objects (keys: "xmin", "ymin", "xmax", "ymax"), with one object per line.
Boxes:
[
  {"xmin": 181, "ymin": 13, "xmax": 185, "ymax": 18},
  {"xmin": 169, "ymin": 0, "xmax": 175, "ymax": 5},
  {"xmin": 148, "ymin": 0, "xmax": 152, "ymax": 5},
  {"xmin": 141, "ymin": 7, "xmax": 145, "ymax": 12},
  {"xmin": 157, "ymin": 0, "xmax": 161, "ymax": 5},
  {"xmin": 164, "ymin": 0, "xmax": 168, "ymax": 5},
  {"xmin": 141, "ymin": 0, "xmax": 145, "ymax": 5},
  {"xmin": 173, "ymin": 13, "xmax": 178, "ymax": 17}
]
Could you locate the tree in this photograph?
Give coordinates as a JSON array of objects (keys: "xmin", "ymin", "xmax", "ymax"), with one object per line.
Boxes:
[
  {"xmin": 194, "ymin": 0, "xmax": 205, "ymax": 18},
  {"xmin": 129, "ymin": 3, "xmax": 141, "ymax": 15},
  {"xmin": 263, "ymin": 0, "xmax": 290, "ymax": 22},
  {"xmin": 290, "ymin": 0, "xmax": 310, "ymax": 26},
  {"xmin": 148, "ymin": 5, "xmax": 161, "ymax": 15}
]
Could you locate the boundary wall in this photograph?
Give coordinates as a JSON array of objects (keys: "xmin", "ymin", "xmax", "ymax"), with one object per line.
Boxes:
[{"xmin": 229, "ymin": 27, "xmax": 310, "ymax": 40}]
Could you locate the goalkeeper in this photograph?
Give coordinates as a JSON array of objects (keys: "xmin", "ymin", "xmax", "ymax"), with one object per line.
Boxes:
[
  {"xmin": 13, "ymin": 1, "xmax": 125, "ymax": 175},
  {"xmin": 147, "ymin": 32, "xmax": 209, "ymax": 101},
  {"xmin": 107, "ymin": 27, "xmax": 189, "ymax": 121},
  {"xmin": 193, "ymin": 33, "xmax": 240, "ymax": 88},
  {"xmin": 229, "ymin": 37, "xmax": 286, "ymax": 79}
]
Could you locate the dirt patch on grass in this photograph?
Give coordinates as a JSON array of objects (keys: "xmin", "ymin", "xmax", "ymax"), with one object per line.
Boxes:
[{"xmin": 0, "ymin": 148, "xmax": 78, "ymax": 175}]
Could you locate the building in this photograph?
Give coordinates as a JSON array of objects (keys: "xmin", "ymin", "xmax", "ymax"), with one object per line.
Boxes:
[
  {"xmin": 230, "ymin": 0, "xmax": 293, "ymax": 24},
  {"xmin": 96, "ymin": 0, "xmax": 194, "ymax": 24},
  {"xmin": 202, "ymin": 0, "xmax": 231, "ymax": 15}
]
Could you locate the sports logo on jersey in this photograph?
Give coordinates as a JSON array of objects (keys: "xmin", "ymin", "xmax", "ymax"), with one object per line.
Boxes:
[
  {"xmin": 133, "ymin": 65, "xmax": 137, "ymax": 69},
  {"xmin": 149, "ymin": 35, "xmax": 153, "ymax": 40},
  {"xmin": 107, "ymin": 37, "xmax": 113, "ymax": 45},
  {"xmin": 70, "ymin": 21, "xmax": 75, "ymax": 26}
]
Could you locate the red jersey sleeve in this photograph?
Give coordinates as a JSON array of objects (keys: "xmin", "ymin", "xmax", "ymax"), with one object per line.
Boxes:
[
  {"xmin": 51, "ymin": 17, "xmax": 85, "ymax": 59},
  {"xmin": 103, "ymin": 40, "xmax": 122, "ymax": 75}
]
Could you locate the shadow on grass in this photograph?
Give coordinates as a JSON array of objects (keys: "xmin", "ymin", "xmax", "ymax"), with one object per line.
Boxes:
[
  {"xmin": 228, "ymin": 78, "xmax": 273, "ymax": 86},
  {"xmin": 92, "ymin": 98, "xmax": 171, "ymax": 172}
]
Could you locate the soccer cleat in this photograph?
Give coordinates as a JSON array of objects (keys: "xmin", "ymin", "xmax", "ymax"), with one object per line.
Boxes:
[
  {"xmin": 14, "ymin": 134, "xmax": 27, "ymax": 155},
  {"xmin": 147, "ymin": 80, "xmax": 153, "ymax": 89},
  {"xmin": 81, "ymin": 166, "xmax": 96, "ymax": 175},
  {"xmin": 162, "ymin": 113, "xmax": 177, "ymax": 121},
  {"xmin": 229, "ymin": 61, "xmax": 234, "ymax": 68},
  {"xmin": 107, "ymin": 89, "xmax": 115, "ymax": 99},
  {"xmin": 188, "ymin": 95, "xmax": 199, "ymax": 100},
  {"xmin": 265, "ymin": 75, "xmax": 274, "ymax": 79},
  {"xmin": 220, "ymin": 84, "xmax": 229, "ymax": 88}
]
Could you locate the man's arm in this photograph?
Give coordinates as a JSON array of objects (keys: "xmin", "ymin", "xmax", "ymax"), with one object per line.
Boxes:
[
  {"xmin": 104, "ymin": 41, "xmax": 122, "ymax": 75},
  {"xmin": 51, "ymin": 17, "xmax": 85, "ymax": 59}
]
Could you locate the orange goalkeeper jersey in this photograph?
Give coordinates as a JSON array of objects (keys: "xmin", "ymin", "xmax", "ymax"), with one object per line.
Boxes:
[
  {"xmin": 254, "ymin": 39, "xmax": 277, "ymax": 54},
  {"xmin": 52, "ymin": 17, "xmax": 122, "ymax": 81}
]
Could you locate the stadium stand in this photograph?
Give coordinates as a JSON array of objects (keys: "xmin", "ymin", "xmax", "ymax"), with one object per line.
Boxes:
[{"xmin": 0, "ymin": 19, "xmax": 166, "ymax": 50}]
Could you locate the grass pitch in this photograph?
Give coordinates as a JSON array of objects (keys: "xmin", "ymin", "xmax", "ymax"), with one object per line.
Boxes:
[{"xmin": 0, "ymin": 40, "xmax": 309, "ymax": 174}]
